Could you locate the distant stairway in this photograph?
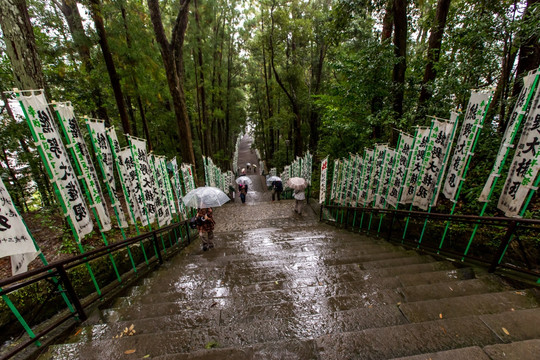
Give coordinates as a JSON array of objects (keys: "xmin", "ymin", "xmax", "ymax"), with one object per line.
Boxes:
[{"xmin": 37, "ymin": 204, "xmax": 540, "ymax": 360}]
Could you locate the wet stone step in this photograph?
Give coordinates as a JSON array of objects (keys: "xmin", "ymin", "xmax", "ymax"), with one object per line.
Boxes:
[
  {"xmin": 479, "ymin": 307, "xmax": 540, "ymax": 341},
  {"xmin": 66, "ymin": 304, "xmax": 408, "ymax": 347},
  {"xmin": 397, "ymin": 276, "xmax": 510, "ymax": 302},
  {"xmin": 399, "ymin": 289, "xmax": 540, "ymax": 322},
  {"xmin": 483, "ymin": 339, "xmax": 540, "ymax": 360},
  {"xmin": 397, "ymin": 267, "xmax": 476, "ymax": 286},
  {"xmin": 314, "ymin": 316, "xmax": 503, "ymax": 360},
  {"xmin": 390, "ymin": 346, "xmax": 491, "ymax": 360},
  {"xmin": 103, "ymin": 287, "xmax": 403, "ymax": 323}
]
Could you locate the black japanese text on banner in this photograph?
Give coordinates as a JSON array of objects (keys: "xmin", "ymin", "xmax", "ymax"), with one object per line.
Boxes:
[
  {"xmin": 498, "ymin": 81, "xmax": 540, "ymax": 217},
  {"xmin": 387, "ymin": 133, "xmax": 414, "ymax": 208},
  {"xmin": 86, "ymin": 119, "xmax": 128, "ymax": 228},
  {"xmin": 149, "ymin": 154, "xmax": 169, "ymax": 227},
  {"xmin": 117, "ymin": 147, "xmax": 143, "ymax": 224},
  {"xmin": 480, "ymin": 72, "xmax": 539, "ymax": 202},
  {"xmin": 319, "ymin": 156, "xmax": 329, "ymax": 204},
  {"xmin": 0, "ymin": 176, "xmax": 40, "ymax": 275},
  {"xmin": 330, "ymin": 159, "xmax": 339, "ymax": 201},
  {"xmin": 442, "ymin": 91, "xmax": 491, "ymax": 200},
  {"xmin": 351, "ymin": 155, "xmax": 364, "ymax": 207},
  {"xmin": 359, "ymin": 149, "xmax": 374, "ymax": 204},
  {"xmin": 56, "ymin": 103, "xmax": 112, "ymax": 232},
  {"xmin": 413, "ymin": 118, "xmax": 455, "ymax": 210},
  {"xmin": 129, "ymin": 136, "xmax": 155, "ymax": 226},
  {"xmin": 402, "ymin": 127, "xmax": 431, "ymax": 204},
  {"xmin": 18, "ymin": 91, "xmax": 93, "ymax": 239},
  {"xmin": 377, "ymin": 148, "xmax": 395, "ymax": 209}
]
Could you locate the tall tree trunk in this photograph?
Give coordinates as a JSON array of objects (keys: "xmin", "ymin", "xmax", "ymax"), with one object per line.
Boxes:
[
  {"xmin": 512, "ymin": 0, "xmax": 540, "ymax": 97},
  {"xmin": 53, "ymin": 0, "xmax": 109, "ymax": 121},
  {"xmin": 192, "ymin": 50, "xmax": 205, "ymax": 155},
  {"xmin": 381, "ymin": 0, "xmax": 394, "ymax": 42},
  {"xmin": 309, "ymin": 40, "xmax": 326, "ymax": 153},
  {"xmin": 147, "ymin": 0, "xmax": 196, "ymax": 167},
  {"xmin": 261, "ymin": 14, "xmax": 274, "ymax": 158},
  {"xmin": 417, "ymin": 0, "xmax": 452, "ymax": 117},
  {"xmin": 88, "ymin": 0, "xmax": 131, "ymax": 133},
  {"xmin": 392, "ymin": 0, "xmax": 407, "ymax": 119},
  {"xmin": 0, "ymin": 0, "xmax": 46, "ymax": 90}
]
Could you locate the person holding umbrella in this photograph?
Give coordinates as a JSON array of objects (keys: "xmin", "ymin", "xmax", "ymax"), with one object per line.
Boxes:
[
  {"xmin": 196, "ymin": 206, "xmax": 215, "ymax": 251},
  {"xmin": 267, "ymin": 176, "xmax": 283, "ymax": 202},
  {"xmin": 286, "ymin": 177, "xmax": 308, "ymax": 214},
  {"xmin": 183, "ymin": 186, "xmax": 230, "ymax": 251}
]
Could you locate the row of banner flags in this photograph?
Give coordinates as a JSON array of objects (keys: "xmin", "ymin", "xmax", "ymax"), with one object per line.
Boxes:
[
  {"xmin": 232, "ymin": 133, "xmax": 242, "ymax": 174},
  {"xmin": 0, "ymin": 89, "xmax": 197, "ymax": 275},
  {"xmin": 203, "ymin": 156, "xmax": 234, "ymax": 192},
  {"xmin": 320, "ymin": 69, "xmax": 540, "ymax": 221},
  {"xmin": 280, "ymin": 151, "xmax": 313, "ymax": 188}
]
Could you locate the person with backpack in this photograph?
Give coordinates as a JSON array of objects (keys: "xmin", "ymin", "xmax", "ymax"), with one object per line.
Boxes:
[
  {"xmin": 272, "ymin": 180, "xmax": 283, "ymax": 202},
  {"xmin": 239, "ymin": 183, "xmax": 248, "ymax": 204},
  {"xmin": 196, "ymin": 207, "xmax": 215, "ymax": 251}
]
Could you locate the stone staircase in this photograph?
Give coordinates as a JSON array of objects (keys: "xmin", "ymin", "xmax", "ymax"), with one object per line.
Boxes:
[{"xmin": 37, "ymin": 201, "xmax": 540, "ymax": 359}]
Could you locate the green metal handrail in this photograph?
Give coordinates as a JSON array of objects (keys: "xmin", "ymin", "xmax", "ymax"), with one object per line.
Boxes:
[
  {"xmin": 320, "ymin": 204, "xmax": 540, "ymax": 281},
  {"xmin": 0, "ymin": 220, "xmax": 195, "ymax": 360}
]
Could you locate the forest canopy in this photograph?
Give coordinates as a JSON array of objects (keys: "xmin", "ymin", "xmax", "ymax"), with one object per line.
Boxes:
[{"xmin": 0, "ymin": 0, "xmax": 539, "ymax": 216}]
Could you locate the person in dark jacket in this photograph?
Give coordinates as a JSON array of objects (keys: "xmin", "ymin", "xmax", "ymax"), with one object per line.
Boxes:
[
  {"xmin": 272, "ymin": 180, "xmax": 283, "ymax": 201},
  {"xmin": 196, "ymin": 207, "xmax": 215, "ymax": 251}
]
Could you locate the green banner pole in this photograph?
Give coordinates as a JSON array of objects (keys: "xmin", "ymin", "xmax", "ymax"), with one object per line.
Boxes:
[
  {"xmin": 464, "ymin": 72, "xmax": 539, "ymax": 259},
  {"xmin": 379, "ymin": 137, "xmax": 402, "ymax": 233},
  {"xmin": 418, "ymin": 115, "xmax": 460, "ymax": 245},
  {"xmin": 369, "ymin": 147, "xmax": 387, "ymax": 232},
  {"xmin": 16, "ymin": 93, "xmax": 101, "ymax": 296},
  {"xmin": 439, "ymin": 95, "xmax": 493, "ymax": 251},
  {"xmin": 106, "ymin": 132, "xmax": 147, "ymax": 267}
]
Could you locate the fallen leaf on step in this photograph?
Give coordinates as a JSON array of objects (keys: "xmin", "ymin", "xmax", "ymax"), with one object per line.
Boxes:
[
  {"xmin": 396, "ymin": 302, "xmax": 401, "ymax": 306},
  {"xmin": 511, "ymin": 308, "xmax": 515, "ymax": 311},
  {"xmin": 129, "ymin": 324, "xmax": 134, "ymax": 332},
  {"xmin": 440, "ymin": 326, "xmax": 447, "ymax": 334},
  {"xmin": 124, "ymin": 349, "xmax": 136, "ymax": 354},
  {"xmin": 502, "ymin": 327, "xmax": 510, "ymax": 335},
  {"xmin": 515, "ymin": 291, "xmax": 526, "ymax": 296},
  {"xmin": 439, "ymin": 313, "xmax": 443, "ymax": 319},
  {"xmin": 211, "ymin": 302, "xmax": 218, "ymax": 308},
  {"xmin": 449, "ymin": 287, "xmax": 453, "ymax": 291},
  {"xmin": 143, "ymin": 355, "xmax": 150, "ymax": 358},
  {"xmin": 275, "ymin": 281, "xmax": 279, "ymax": 284},
  {"xmin": 74, "ymin": 328, "xmax": 82, "ymax": 336}
]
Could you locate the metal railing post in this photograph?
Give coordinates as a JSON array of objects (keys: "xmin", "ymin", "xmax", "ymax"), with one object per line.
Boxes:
[
  {"xmin": 185, "ymin": 221, "xmax": 191, "ymax": 244},
  {"xmin": 489, "ymin": 220, "xmax": 517, "ymax": 273},
  {"xmin": 320, "ymin": 204, "xmax": 323, "ymax": 222},
  {"xmin": 153, "ymin": 232, "xmax": 164, "ymax": 265},
  {"xmin": 56, "ymin": 265, "xmax": 87, "ymax": 322}
]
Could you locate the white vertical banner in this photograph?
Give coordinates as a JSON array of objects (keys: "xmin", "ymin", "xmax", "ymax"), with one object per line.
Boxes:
[
  {"xmin": 117, "ymin": 148, "xmax": 143, "ymax": 224},
  {"xmin": 368, "ymin": 145, "xmax": 387, "ymax": 204},
  {"xmin": 330, "ymin": 160, "xmax": 339, "ymax": 201},
  {"xmin": 0, "ymin": 177, "xmax": 40, "ymax": 275},
  {"xmin": 498, "ymin": 82, "xmax": 540, "ymax": 216},
  {"xmin": 387, "ymin": 133, "xmax": 414, "ymax": 208},
  {"xmin": 443, "ymin": 91, "xmax": 491, "ymax": 200},
  {"xmin": 149, "ymin": 154, "xmax": 169, "ymax": 227},
  {"xmin": 377, "ymin": 148, "xmax": 395, "ymax": 209},
  {"xmin": 159, "ymin": 157, "xmax": 176, "ymax": 220},
  {"xmin": 170, "ymin": 158, "xmax": 188, "ymax": 220},
  {"xmin": 181, "ymin": 164, "xmax": 195, "ymax": 194},
  {"xmin": 351, "ymin": 155, "xmax": 363, "ymax": 207},
  {"xmin": 319, "ymin": 156, "xmax": 329, "ymax": 204},
  {"xmin": 129, "ymin": 136, "xmax": 155, "ymax": 226},
  {"xmin": 55, "ymin": 103, "xmax": 112, "ymax": 232},
  {"xmin": 401, "ymin": 128, "xmax": 431, "ymax": 204},
  {"xmin": 480, "ymin": 72, "xmax": 539, "ymax": 202},
  {"xmin": 413, "ymin": 118, "xmax": 456, "ymax": 210},
  {"xmin": 359, "ymin": 149, "xmax": 374, "ymax": 205},
  {"xmin": 18, "ymin": 91, "xmax": 93, "ymax": 239},
  {"xmin": 339, "ymin": 157, "xmax": 351, "ymax": 205},
  {"xmin": 86, "ymin": 119, "xmax": 128, "ymax": 228}
]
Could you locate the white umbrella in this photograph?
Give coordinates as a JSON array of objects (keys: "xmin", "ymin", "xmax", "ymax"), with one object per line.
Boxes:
[
  {"xmin": 266, "ymin": 176, "xmax": 282, "ymax": 186},
  {"xmin": 235, "ymin": 176, "xmax": 253, "ymax": 186},
  {"xmin": 183, "ymin": 186, "xmax": 230, "ymax": 208},
  {"xmin": 286, "ymin": 177, "xmax": 307, "ymax": 191}
]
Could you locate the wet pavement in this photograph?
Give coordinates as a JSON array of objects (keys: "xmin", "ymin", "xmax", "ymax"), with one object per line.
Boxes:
[{"xmin": 37, "ymin": 138, "xmax": 540, "ymax": 359}]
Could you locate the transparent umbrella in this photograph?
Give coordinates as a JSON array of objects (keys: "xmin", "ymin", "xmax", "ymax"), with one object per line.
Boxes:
[
  {"xmin": 235, "ymin": 176, "xmax": 253, "ymax": 186},
  {"xmin": 286, "ymin": 177, "xmax": 307, "ymax": 191},
  {"xmin": 266, "ymin": 176, "xmax": 282, "ymax": 186},
  {"xmin": 183, "ymin": 186, "xmax": 230, "ymax": 208}
]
